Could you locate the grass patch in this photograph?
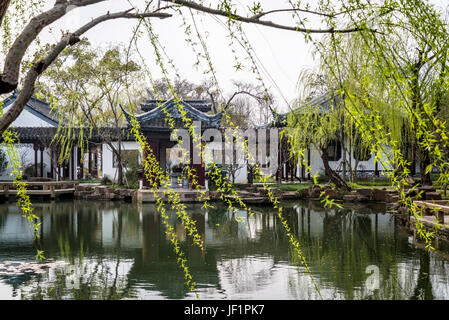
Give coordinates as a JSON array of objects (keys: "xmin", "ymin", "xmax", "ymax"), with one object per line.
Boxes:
[
  {"xmin": 352, "ymin": 179, "xmax": 391, "ymax": 187},
  {"xmin": 78, "ymin": 179, "xmax": 101, "ymax": 184},
  {"xmin": 111, "ymin": 184, "xmax": 139, "ymax": 189},
  {"xmin": 272, "ymin": 183, "xmax": 313, "ymax": 192}
]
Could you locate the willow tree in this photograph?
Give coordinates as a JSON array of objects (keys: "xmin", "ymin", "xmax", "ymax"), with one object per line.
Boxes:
[
  {"xmin": 287, "ymin": 76, "xmax": 353, "ymax": 192},
  {"xmin": 316, "ymin": 13, "xmax": 449, "ymax": 187},
  {"xmin": 309, "ymin": 1, "xmax": 449, "ymax": 248},
  {"xmin": 36, "ymin": 40, "xmax": 145, "ymax": 185}
]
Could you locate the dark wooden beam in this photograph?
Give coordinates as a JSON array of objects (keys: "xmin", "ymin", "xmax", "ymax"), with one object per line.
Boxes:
[
  {"xmin": 33, "ymin": 143, "xmax": 38, "ymax": 177},
  {"xmin": 40, "ymin": 145, "xmax": 44, "ymax": 178}
]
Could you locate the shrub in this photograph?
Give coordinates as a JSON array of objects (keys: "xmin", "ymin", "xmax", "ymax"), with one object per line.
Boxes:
[
  {"xmin": 23, "ymin": 163, "xmax": 46, "ymax": 178},
  {"xmin": 207, "ymin": 165, "xmax": 228, "ymax": 191},
  {"xmin": 101, "ymin": 176, "xmax": 112, "ymax": 185},
  {"xmin": 122, "ymin": 151, "xmax": 140, "ymax": 188}
]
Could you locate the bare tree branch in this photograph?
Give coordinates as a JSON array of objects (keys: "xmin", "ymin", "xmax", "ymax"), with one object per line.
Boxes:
[
  {"xmin": 0, "ymin": 0, "xmax": 11, "ymax": 26},
  {"xmin": 223, "ymin": 90, "xmax": 273, "ymax": 113},
  {"xmin": 251, "ymin": 8, "xmax": 334, "ymax": 20},
  {"xmin": 0, "ymin": 9, "xmax": 171, "ymax": 134},
  {"xmin": 160, "ymin": 0, "xmax": 376, "ymax": 35},
  {"xmin": 0, "ymin": 0, "xmax": 111, "ymax": 94}
]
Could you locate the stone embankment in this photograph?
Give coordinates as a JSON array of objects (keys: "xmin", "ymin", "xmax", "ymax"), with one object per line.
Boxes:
[
  {"xmin": 75, "ymin": 185, "xmax": 137, "ymax": 201},
  {"xmin": 230, "ymin": 183, "xmax": 442, "ymax": 206},
  {"xmin": 299, "ymin": 185, "xmax": 404, "ymax": 204},
  {"xmin": 73, "ymin": 183, "xmax": 442, "ymax": 206}
]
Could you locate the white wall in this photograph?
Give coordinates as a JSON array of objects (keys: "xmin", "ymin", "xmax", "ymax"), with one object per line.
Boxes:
[
  {"xmin": 102, "ymin": 141, "xmax": 140, "ymax": 182},
  {"xmin": 300, "ymin": 139, "xmax": 394, "ymax": 179},
  {"xmin": 203, "ymin": 140, "xmax": 248, "ymax": 184},
  {"xmin": 5, "ymin": 106, "xmax": 55, "ymax": 128},
  {"xmin": 0, "ymin": 144, "xmax": 77, "ymax": 181},
  {"xmin": 0, "ymin": 106, "xmax": 58, "ymax": 180},
  {"xmin": 0, "ymin": 144, "xmax": 33, "ymax": 180}
]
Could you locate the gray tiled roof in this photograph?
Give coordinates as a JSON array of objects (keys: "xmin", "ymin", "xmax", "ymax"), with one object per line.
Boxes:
[
  {"xmin": 141, "ymin": 99, "xmax": 212, "ymax": 113},
  {"xmin": 2, "ymin": 91, "xmax": 59, "ymax": 126},
  {"xmin": 260, "ymin": 92, "xmax": 342, "ymax": 128},
  {"xmin": 2, "ymin": 127, "xmax": 135, "ymax": 144},
  {"xmin": 122, "ymin": 99, "xmax": 222, "ymax": 130}
]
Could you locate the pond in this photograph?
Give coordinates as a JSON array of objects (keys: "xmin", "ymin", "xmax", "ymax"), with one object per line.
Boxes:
[{"xmin": 0, "ymin": 200, "xmax": 448, "ymax": 300}]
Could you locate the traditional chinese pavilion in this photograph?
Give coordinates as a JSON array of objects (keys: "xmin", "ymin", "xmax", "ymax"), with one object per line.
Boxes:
[{"xmin": 121, "ymin": 99, "xmax": 222, "ymax": 188}]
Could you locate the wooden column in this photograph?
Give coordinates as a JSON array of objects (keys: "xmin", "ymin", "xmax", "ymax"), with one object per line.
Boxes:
[
  {"xmin": 78, "ymin": 147, "xmax": 84, "ymax": 179},
  {"xmin": 50, "ymin": 185, "xmax": 55, "ymax": 199},
  {"xmin": 143, "ymin": 138, "xmax": 160, "ymax": 188},
  {"xmin": 280, "ymin": 144, "xmax": 284, "ymax": 181},
  {"xmin": 40, "ymin": 145, "xmax": 45, "ymax": 177},
  {"xmin": 50, "ymin": 149, "xmax": 54, "ymax": 179},
  {"xmin": 307, "ymin": 148, "xmax": 311, "ymax": 180},
  {"xmin": 94, "ymin": 148, "xmax": 98, "ymax": 177},
  {"xmin": 276, "ymin": 138, "xmax": 282, "ymax": 183},
  {"xmin": 34, "ymin": 143, "xmax": 38, "ymax": 177},
  {"xmin": 99, "ymin": 145, "xmax": 103, "ymax": 176},
  {"xmin": 301, "ymin": 155, "xmax": 305, "ymax": 179},
  {"xmin": 142, "ymin": 145, "xmax": 148, "ymax": 188},
  {"xmin": 190, "ymin": 139, "xmax": 205, "ymax": 187},
  {"xmin": 71, "ymin": 147, "xmax": 75, "ymax": 180},
  {"xmin": 88, "ymin": 145, "xmax": 92, "ymax": 177},
  {"xmin": 290, "ymin": 160, "xmax": 294, "ymax": 182},
  {"xmin": 375, "ymin": 160, "xmax": 379, "ymax": 177},
  {"xmin": 64, "ymin": 163, "xmax": 69, "ymax": 179}
]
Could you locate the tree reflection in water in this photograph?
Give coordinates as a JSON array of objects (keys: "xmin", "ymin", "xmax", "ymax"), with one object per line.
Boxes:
[{"xmin": 0, "ymin": 200, "xmax": 448, "ymax": 299}]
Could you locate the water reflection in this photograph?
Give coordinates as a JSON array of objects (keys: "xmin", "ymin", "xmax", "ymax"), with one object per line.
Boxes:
[{"xmin": 0, "ymin": 200, "xmax": 448, "ymax": 300}]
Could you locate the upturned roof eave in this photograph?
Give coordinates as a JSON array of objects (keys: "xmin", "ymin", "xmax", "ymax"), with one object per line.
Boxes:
[{"xmin": 121, "ymin": 98, "xmax": 222, "ymax": 129}]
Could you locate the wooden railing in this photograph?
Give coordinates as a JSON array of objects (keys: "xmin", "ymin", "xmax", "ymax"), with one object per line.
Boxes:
[
  {"xmin": 414, "ymin": 200, "xmax": 449, "ymax": 224},
  {"xmin": 0, "ymin": 181, "xmax": 79, "ymax": 199}
]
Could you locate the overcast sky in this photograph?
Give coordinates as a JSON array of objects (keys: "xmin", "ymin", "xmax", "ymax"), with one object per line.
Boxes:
[{"xmin": 34, "ymin": 0, "xmax": 449, "ymax": 112}]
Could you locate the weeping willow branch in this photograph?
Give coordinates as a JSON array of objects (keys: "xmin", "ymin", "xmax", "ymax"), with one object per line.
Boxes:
[
  {"xmin": 1, "ymin": 128, "xmax": 44, "ymax": 260},
  {"xmin": 262, "ymin": 0, "xmax": 449, "ymax": 249}
]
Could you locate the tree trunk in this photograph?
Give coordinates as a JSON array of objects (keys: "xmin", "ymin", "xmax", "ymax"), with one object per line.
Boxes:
[
  {"xmin": 118, "ymin": 140, "xmax": 124, "ymax": 186},
  {"xmin": 321, "ymin": 147, "xmax": 351, "ymax": 192},
  {"xmin": 117, "ymin": 161, "xmax": 124, "ymax": 186},
  {"xmin": 353, "ymin": 158, "xmax": 360, "ymax": 180},
  {"xmin": 410, "ymin": 53, "xmax": 432, "ymax": 186},
  {"xmin": 419, "ymin": 150, "xmax": 432, "ymax": 186},
  {"xmin": 341, "ymin": 125, "xmax": 346, "ymax": 181},
  {"xmin": 110, "ymin": 144, "xmax": 124, "ymax": 186},
  {"xmin": 0, "ymin": 0, "xmax": 11, "ymax": 26}
]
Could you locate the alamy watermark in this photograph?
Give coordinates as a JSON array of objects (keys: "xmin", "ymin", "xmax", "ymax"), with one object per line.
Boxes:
[{"xmin": 167, "ymin": 121, "xmax": 280, "ymax": 176}]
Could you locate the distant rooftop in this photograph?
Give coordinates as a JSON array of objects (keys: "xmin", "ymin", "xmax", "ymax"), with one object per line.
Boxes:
[
  {"xmin": 256, "ymin": 92, "xmax": 342, "ymax": 129},
  {"xmin": 1, "ymin": 127, "xmax": 135, "ymax": 144},
  {"xmin": 141, "ymin": 99, "xmax": 212, "ymax": 113},
  {"xmin": 122, "ymin": 99, "xmax": 222, "ymax": 131},
  {"xmin": 2, "ymin": 90, "xmax": 59, "ymax": 126}
]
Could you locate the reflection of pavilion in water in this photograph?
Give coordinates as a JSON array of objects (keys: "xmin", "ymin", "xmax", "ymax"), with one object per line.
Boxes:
[{"xmin": 1, "ymin": 201, "xmax": 449, "ymax": 299}]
